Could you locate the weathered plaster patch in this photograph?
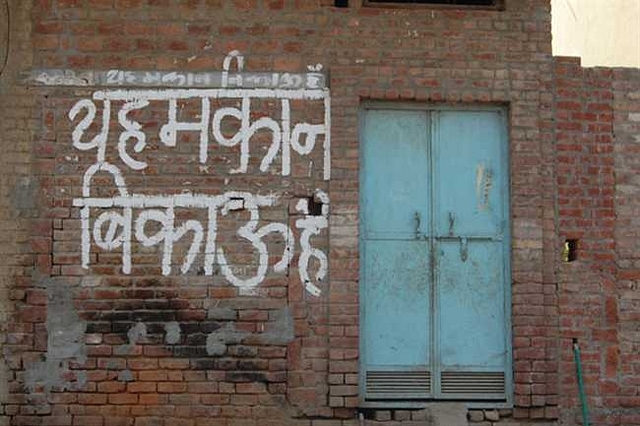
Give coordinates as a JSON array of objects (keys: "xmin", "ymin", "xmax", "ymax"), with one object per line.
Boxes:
[
  {"xmin": 117, "ymin": 369, "xmax": 134, "ymax": 382},
  {"xmin": 46, "ymin": 281, "xmax": 86, "ymax": 361},
  {"xmin": 80, "ymin": 276, "xmax": 102, "ymax": 287},
  {"xmin": 9, "ymin": 176, "xmax": 39, "ymax": 216},
  {"xmin": 24, "ymin": 278, "xmax": 87, "ymax": 393},
  {"xmin": 206, "ymin": 323, "xmax": 246, "ymax": 356},
  {"xmin": 207, "ymin": 307, "xmax": 237, "ymax": 320},
  {"xmin": 205, "ymin": 307, "xmax": 294, "ymax": 356},
  {"xmin": 164, "ymin": 321, "xmax": 181, "ymax": 345},
  {"xmin": 114, "ymin": 322, "xmax": 147, "ymax": 356},
  {"xmin": 248, "ymin": 306, "xmax": 294, "ymax": 346},
  {"xmin": 25, "ymin": 360, "xmax": 87, "ymax": 393},
  {"xmin": 127, "ymin": 322, "xmax": 147, "ymax": 345}
]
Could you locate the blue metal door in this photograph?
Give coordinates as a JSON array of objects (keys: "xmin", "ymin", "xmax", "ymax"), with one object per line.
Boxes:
[
  {"xmin": 360, "ymin": 106, "xmax": 511, "ymax": 402},
  {"xmin": 432, "ymin": 110, "xmax": 511, "ymax": 400},
  {"xmin": 360, "ymin": 110, "xmax": 433, "ymax": 399}
]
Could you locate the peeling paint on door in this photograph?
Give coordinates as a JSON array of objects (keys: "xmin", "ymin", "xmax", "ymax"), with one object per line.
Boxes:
[{"xmin": 475, "ymin": 163, "xmax": 493, "ymax": 211}]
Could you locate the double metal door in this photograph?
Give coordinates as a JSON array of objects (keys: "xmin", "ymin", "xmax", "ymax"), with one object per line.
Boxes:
[{"xmin": 359, "ymin": 106, "xmax": 511, "ymax": 402}]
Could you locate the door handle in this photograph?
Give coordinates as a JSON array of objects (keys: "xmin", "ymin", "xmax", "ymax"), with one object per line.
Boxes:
[
  {"xmin": 448, "ymin": 212, "xmax": 455, "ymax": 236},
  {"xmin": 414, "ymin": 211, "xmax": 422, "ymax": 240}
]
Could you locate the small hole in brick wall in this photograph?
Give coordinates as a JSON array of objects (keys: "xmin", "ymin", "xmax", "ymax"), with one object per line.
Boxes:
[
  {"xmin": 335, "ymin": 0, "xmax": 348, "ymax": 7},
  {"xmin": 562, "ymin": 239, "xmax": 578, "ymax": 262},
  {"xmin": 308, "ymin": 196, "xmax": 323, "ymax": 216},
  {"xmin": 228, "ymin": 196, "xmax": 245, "ymax": 210}
]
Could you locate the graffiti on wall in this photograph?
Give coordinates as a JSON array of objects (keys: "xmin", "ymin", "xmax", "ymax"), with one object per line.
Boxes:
[
  {"xmin": 25, "ymin": 52, "xmax": 326, "ymax": 90},
  {"xmin": 69, "ymin": 52, "xmax": 330, "ymax": 296}
]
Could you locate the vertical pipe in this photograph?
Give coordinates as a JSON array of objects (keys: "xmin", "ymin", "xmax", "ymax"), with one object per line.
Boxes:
[{"xmin": 572, "ymin": 339, "xmax": 590, "ymax": 426}]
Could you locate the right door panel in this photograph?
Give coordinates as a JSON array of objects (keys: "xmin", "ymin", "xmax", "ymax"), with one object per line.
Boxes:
[{"xmin": 433, "ymin": 110, "xmax": 511, "ymax": 399}]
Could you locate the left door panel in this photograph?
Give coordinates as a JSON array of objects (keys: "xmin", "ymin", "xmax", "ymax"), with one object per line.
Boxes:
[{"xmin": 360, "ymin": 109, "xmax": 432, "ymax": 399}]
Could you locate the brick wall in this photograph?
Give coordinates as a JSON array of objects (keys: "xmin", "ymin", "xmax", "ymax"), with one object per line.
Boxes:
[
  {"xmin": 554, "ymin": 57, "xmax": 616, "ymax": 425},
  {"xmin": 554, "ymin": 58, "xmax": 640, "ymax": 426},
  {"xmin": 0, "ymin": 2, "xmax": 39, "ymax": 426},
  {"xmin": 0, "ymin": 0, "xmax": 637, "ymax": 425},
  {"xmin": 612, "ymin": 67, "xmax": 640, "ymax": 426}
]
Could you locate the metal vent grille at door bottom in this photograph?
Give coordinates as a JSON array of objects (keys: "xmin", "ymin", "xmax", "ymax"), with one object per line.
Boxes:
[
  {"xmin": 440, "ymin": 371, "xmax": 505, "ymax": 396},
  {"xmin": 365, "ymin": 370, "xmax": 431, "ymax": 399}
]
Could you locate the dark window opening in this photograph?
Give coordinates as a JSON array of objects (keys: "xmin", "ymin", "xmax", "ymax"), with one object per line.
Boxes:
[
  {"xmin": 334, "ymin": 0, "xmax": 349, "ymax": 6},
  {"xmin": 367, "ymin": 0, "xmax": 497, "ymax": 5}
]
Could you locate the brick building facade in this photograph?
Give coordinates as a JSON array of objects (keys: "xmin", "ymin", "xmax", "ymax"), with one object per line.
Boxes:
[{"xmin": 0, "ymin": 1, "xmax": 639, "ymax": 425}]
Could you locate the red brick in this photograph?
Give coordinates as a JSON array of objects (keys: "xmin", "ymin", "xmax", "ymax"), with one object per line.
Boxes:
[
  {"xmin": 107, "ymin": 393, "xmax": 138, "ymax": 405},
  {"xmin": 157, "ymin": 382, "xmax": 186, "ymax": 393}
]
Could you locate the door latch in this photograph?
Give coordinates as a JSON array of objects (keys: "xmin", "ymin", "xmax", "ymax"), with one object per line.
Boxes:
[{"xmin": 459, "ymin": 236, "xmax": 468, "ymax": 262}]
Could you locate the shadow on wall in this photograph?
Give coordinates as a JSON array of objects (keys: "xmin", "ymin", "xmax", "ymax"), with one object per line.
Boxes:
[{"xmin": 0, "ymin": 0, "xmax": 9, "ymax": 79}]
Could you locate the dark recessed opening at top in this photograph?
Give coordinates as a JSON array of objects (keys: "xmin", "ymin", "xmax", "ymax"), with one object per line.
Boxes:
[
  {"xmin": 335, "ymin": 0, "xmax": 349, "ymax": 6},
  {"xmin": 367, "ymin": 0, "xmax": 497, "ymax": 5}
]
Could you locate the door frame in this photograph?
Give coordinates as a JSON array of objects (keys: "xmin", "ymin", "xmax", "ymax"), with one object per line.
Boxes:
[{"xmin": 357, "ymin": 102, "xmax": 513, "ymax": 408}]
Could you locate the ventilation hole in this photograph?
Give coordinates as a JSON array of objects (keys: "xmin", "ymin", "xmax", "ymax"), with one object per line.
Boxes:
[
  {"xmin": 562, "ymin": 239, "xmax": 578, "ymax": 262},
  {"xmin": 308, "ymin": 196, "xmax": 323, "ymax": 216},
  {"xmin": 335, "ymin": 0, "xmax": 349, "ymax": 6}
]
